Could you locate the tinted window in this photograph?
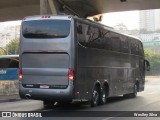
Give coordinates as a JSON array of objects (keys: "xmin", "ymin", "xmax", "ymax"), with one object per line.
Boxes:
[
  {"xmin": 139, "ymin": 43, "xmax": 144, "ymax": 56},
  {"xmin": 76, "ymin": 21, "xmax": 139, "ymax": 54},
  {"xmin": 22, "ymin": 20, "xmax": 71, "ymax": 38},
  {"xmin": 111, "ymin": 36, "xmax": 120, "ymax": 52},
  {"xmin": 120, "ymin": 37, "xmax": 129, "ymax": 53},
  {"xmin": 131, "ymin": 40, "xmax": 139, "ymax": 55},
  {"xmin": 76, "ymin": 21, "xmax": 112, "ymax": 50},
  {"xmin": 0, "ymin": 57, "xmax": 19, "ymax": 68}
]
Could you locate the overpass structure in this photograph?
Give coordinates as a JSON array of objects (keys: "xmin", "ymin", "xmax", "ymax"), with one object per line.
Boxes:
[{"xmin": 0, "ymin": 0, "xmax": 160, "ymax": 22}]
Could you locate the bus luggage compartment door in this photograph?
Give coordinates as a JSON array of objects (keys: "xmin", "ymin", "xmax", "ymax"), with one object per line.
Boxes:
[{"xmin": 21, "ymin": 53, "xmax": 69, "ymax": 87}]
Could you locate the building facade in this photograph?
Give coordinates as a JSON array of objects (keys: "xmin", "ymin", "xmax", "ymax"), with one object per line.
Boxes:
[{"xmin": 139, "ymin": 9, "xmax": 160, "ymax": 32}]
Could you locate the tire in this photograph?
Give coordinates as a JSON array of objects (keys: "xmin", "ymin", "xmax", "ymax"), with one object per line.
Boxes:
[
  {"xmin": 91, "ymin": 86, "xmax": 100, "ymax": 107},
  {"xmin": 43, "ymin": 100, "xmax": 56, "ymax": 108},
  {"xmin": 59, "ymin": 101, "xmax": 72, "ymax": 106},
  {"xmin": 99, "ymin": 87, "xmax": 107, "ymax": 105},
  {"xmin": 123, "ymin": 94, "xmax": 130, "ymax": 98},
  {"xmin": 130, "ymin": 84, "xmax": 137, "ymax": 98}
]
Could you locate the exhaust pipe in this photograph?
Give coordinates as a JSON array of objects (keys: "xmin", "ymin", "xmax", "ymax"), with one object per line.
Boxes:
[{"xmin": 25, "ymin": 94, "xmax": 31, "ymax": 99}]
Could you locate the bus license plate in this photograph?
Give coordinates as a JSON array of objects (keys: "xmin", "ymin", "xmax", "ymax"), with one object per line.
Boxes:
[{"xmin": 40, "ymin": 85, "xmax": 49, "ymax": 88}]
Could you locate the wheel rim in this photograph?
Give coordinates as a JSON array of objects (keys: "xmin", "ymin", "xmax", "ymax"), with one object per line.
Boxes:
[
  {"xmin": 93, "ymin": 90, "xmax": 99, "ymax": 105},
  {"xmin": 102, "ymin": 90, "xmax": 106, "ymax": 103}
]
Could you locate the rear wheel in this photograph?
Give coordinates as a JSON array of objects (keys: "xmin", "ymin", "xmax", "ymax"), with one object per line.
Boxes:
[
  {"xmin": 91, "ymin": 86, "xmax": 100, "ymax": 107},
  {"xmin": 59, "ymin": 101, "xmax": 72, "ymax": 106},
  {"xmin": 99, "ymin": 87, "xmax": 107, "ymax": 105}
]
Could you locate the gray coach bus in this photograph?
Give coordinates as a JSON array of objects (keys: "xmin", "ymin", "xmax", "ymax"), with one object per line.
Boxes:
[{"xmin": 19, "ymin": 15, "xmax": 150, "ymax": 107}]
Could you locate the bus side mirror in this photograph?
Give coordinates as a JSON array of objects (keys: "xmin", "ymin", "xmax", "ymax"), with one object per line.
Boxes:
[{"xmin": 145, "ymin": 59, "xmax": 150, "ymax": 71}]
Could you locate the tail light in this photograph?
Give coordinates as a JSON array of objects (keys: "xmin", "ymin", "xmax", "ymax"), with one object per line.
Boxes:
[
  {"xmin": 41, "ymin": 15, "xmax": 51, "ymax": 18},
  {"xmin": 19, "ymin": 68, "xmax": 23, "ymax": 79},
  {"xmin": 68, "ymin": 69, "xmax": 74, "ymax": 81}
]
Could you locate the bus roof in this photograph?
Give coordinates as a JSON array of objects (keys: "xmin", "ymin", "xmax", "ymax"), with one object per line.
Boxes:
[{"xmin": 23, "ymin": 15, "xmax": 73, "ymax": 21}]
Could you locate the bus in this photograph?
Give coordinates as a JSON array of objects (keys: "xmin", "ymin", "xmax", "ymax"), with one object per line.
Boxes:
[
  {"xmin": 19, "ymin": 15, "xmax": 150, "ymax": 107},
  {"xmin": 0, "ymin": 55, "xmax": 19, "ymax": 80}
]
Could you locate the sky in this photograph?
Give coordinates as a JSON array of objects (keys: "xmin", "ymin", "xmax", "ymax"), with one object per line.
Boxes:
[{"xmin": 101, "ymin": 11, "xmax": 139, "ymax": 30}]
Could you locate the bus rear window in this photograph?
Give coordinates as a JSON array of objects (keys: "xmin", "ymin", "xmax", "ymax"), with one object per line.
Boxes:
[{"xmin": 22, "ymin": 20, "xmax": 71, "ymax": 38}]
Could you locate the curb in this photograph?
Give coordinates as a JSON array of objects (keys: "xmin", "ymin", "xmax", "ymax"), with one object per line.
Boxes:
[
  {"xmin": 0, "ymin": 95, "xmax": 21, "ymax": 103},
  {"xmin": 0, "ymin": 98, "xmax": 21, "ymax": 103}
]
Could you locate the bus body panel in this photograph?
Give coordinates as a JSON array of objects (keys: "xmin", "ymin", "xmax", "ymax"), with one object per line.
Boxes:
[
  {"xmin": 19, "ymin": 16, "xmax": 75, "ymax": 100},
  {"xmin": 19, "ymin": 83, "xmax": 74, "ymax": 101},
  {"xmin": 21, "ymin": 53, "xmax": 69, "ymax": 86},
  {"xmin": 74, "ymin": 44, "xmax": 134, "ymax": 99},
  {"xmin": 73, "ymin": 18, "xmax": 145, "ymax": 100}
]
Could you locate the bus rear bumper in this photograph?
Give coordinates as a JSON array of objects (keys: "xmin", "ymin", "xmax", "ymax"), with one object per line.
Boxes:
[{"xmin": 19, "ymin": 84, "xmax": 74, "ymax": 102}]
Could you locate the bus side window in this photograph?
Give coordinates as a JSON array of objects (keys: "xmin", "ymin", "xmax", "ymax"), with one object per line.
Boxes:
[
  {"xmin": 88, "ymin": 27, "xmax": 99, "ymax": 46},
  {"xmin": 9, "ymin": 59, "xmax": 19, "ymax": 68},
  {"xmin": 121, "ymin": 37, "xmax": 129, "ymax": 53},
  {"xmin": 131, "ymin": 42, "xmax": 139, "ymax": 55},
  {"xmin": 111, "ymin": 37, "xmax": 120, "ymax": 52},
  {"xmin": 77, "ymin": 22, "xmax": 90, "ymax": 46},
  {"xmin": 87, "ymin": 26, "xmax": 91, "ymax": 35},
  {"xmin": 104, "ymin": 32, "xmax": 112, "ymax": 51},
  {"xmin": 77, "ymin": 25, "xmax": 82, "ymax": 34},
  {"xmin": 0, "ymin": 59, "xmax": 10, "ymax": 68},
  {"xmin": 135, "ymin": 43, "xmax": 139, "ymax": 55},
  {"xmin": 139, "ymin": 43, "xmax": 144, "ymax": 56}
]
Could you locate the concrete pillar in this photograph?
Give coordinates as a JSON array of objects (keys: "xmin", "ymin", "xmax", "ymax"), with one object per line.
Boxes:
[
  {"xmin": 48, "ymin": 0, "xmax": 58, "ymax": 15},
  {"xmin": 40, "ymin": 0, "xmax": 48, "ymax": 15},
  {"xmin": 40, "ymin": 0, "xmax": 58, "ymax": 15}
]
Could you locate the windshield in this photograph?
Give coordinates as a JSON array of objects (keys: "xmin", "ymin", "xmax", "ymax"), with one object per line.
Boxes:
[{"xmin": 22, "ymin": 20, "xmax": 71, "ymax": 38}]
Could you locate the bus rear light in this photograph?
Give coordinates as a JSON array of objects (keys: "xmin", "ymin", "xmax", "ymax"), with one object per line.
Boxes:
[
  {"xmin": 68, "ymin": 16, "xmax": 72, "ymax": 19},
  {"xmin": 23, "ymin": 17, "xmax": 26, "ymax": 20},
  {"xmin": 19, "ymin": 69, "xmax": 23, "ymax": 79},
  {"xmin": 41, "ymin": 16, "xmax": 51, "ymax": 18},
  {"xmin": 68, "ymin": 69, "xmax": 74, "ymax": 81},
  {"xmin": 68, "ymin": 76, "xmax": 74, "ymax": 80}
]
